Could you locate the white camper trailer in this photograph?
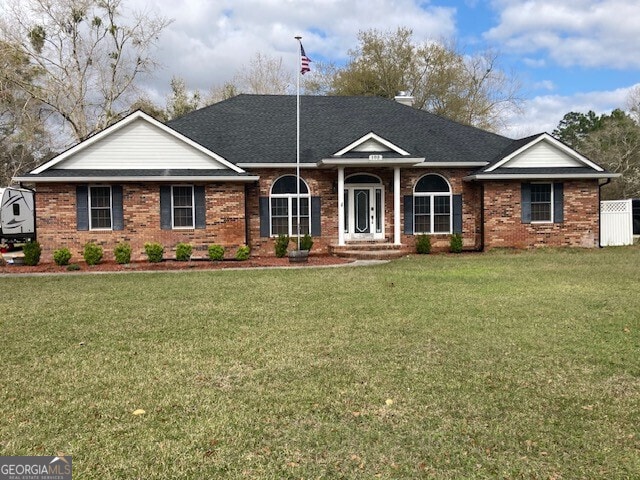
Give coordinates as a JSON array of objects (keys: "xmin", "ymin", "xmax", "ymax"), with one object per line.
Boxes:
[{"xmin": 0, "ymin": 187, "xmax": 35, "ymax": 243}]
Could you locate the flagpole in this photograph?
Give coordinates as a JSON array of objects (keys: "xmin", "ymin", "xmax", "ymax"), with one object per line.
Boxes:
[{"xmin": 295, "ymin": 35, "xmax": 302, "ymax": 250}]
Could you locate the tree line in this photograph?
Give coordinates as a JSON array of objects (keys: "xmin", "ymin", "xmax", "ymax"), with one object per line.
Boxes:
[{"xmin": 0, "ymin": 0, "xmax": 638, "ymax": 200}]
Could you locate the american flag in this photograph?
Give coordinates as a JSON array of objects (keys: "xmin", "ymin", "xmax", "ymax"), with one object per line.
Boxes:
[{"xmin": 300, "ymin": 43, "xmax": 311, "ymax": 75}]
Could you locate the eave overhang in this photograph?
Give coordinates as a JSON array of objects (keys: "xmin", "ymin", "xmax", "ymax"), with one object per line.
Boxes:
[
  {"xmin": 318, "ymin": 157, "xmax": 425, "ymax": 167},
  {"xmin": 463, "ymin": 172, "xmax": 621, "ymax": 181},
  {"xmin": 14, "ymin": 175, "xmax": 260, "ymax": 183}
]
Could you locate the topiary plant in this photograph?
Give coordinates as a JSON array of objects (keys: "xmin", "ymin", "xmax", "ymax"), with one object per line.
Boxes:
[
  {"xmin": 416, "ymin": 234, "xmax": 431, "ymax": 254},
  {"xmin": 114, "ymin": 242, "xmax": 132, "ymax": 264},
  {"xmin": 274, "ymin": 234, "xmax": 290, "ymax": 258},
  {"xmin": 83, "ymin": 242, "xmax": 103, "ymax": 266},
  {"xmin": 208, "ymin": 244, "xmax": 225, "ymax": 261},
  {"xmin": 144, "ymin": 242, "xmax": 164, "ymax": 263},
  {"xmin": 22, "ymin": 241, "xmax": 42, "ymax": 266},
  {"xmin": 450, "ymin": 233, "xmax": 463, "ymax": 253},
  {"xmin": 235, "ymin": 245, "xmax": 250, "ymax": 261},
  {"xmin": 53, "ymin": 247, "xmax": 72, "ymax": 266},
  {"xmin": 176, "ymin": 243, "xmax": 192, "ymax": 261}
]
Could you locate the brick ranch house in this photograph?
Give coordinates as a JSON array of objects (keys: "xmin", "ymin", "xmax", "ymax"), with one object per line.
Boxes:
[{"xmin": 14, "ymin": 94, "xmax": 618, "ymax": 262}]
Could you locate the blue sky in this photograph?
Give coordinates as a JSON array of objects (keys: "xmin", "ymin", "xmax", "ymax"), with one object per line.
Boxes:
[{"xmin": 133, "ymin": 0, "xmax": 640, "ymax": 138}]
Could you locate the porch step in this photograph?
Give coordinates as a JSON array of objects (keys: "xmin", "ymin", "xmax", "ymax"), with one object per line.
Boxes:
[{"xmin": 329, "ymin": 243, "xmax": 407, "ymax": 260}]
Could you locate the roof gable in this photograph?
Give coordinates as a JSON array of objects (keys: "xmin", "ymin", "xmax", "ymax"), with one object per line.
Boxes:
[
  {"xmin": 32, "ymin": 111, "xmax": 244, "ymax": 174},
  {"xmin": 333, "ymin": 132, "xmax": 410, "ymax": 156},
  {"xmin": 487, "ymin": 133, "xmax": 603, "ymax": 172}
]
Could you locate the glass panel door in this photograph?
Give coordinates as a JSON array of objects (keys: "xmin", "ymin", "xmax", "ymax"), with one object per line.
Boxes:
[{"xmin": 354, "ymin": 189, "xmax": 370, "ymax": 233}]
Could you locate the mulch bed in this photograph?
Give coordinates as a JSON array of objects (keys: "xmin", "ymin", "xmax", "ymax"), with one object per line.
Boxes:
[{"xmin": 0, "ymin": 255, "xmax": 352, "ymax": 274}]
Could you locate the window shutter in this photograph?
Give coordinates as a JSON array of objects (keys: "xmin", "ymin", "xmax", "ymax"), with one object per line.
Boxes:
[
  {"xmin": 160, "ymin": 185, "xmax": 172, "ymax": 230},
  {"xmin": 553, "ymin": 183, "xmax": 564, "ymax": 223},
  {"xmin": 311, "ymin": 196, "xmax": 321, "ymax": 237},
  {"xmin": 453, "ymin": 194, "xmax": 463, "ymax": 234},
  {"xmin": 194, "ymin": 185, "xmax": 206, "ymax": 229},
  {"xmin": 76, "ymin": 185, "xmax": 89, "ymax": 231},
  {"xmin": 403, "ymin": 195, "xmax": 414, "ymax": 234},
  {"xmin": 112, "ymin": 185, "xmax": 124, "ymax": 231},
  {"xmin": 521, "ymin": 183, "xmax": 532, "ymax": 224},
  {"xmin": 259, "ymin": 197, "xmax": 270, "ymax": 237}
]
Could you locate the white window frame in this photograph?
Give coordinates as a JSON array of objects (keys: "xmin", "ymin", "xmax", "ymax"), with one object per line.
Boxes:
[
  {"xmin": 269, "ymin": 175, "xmax": 311, "ymax": 237},
  {"xmin": 88, "ymin": 185, "xmax": 113, "ymax": 231},
  {"xmin": 530, "ymin": 182, "xmax": 554, "ymax": 224},
  {"xmin": 171, "ymin": 185, "xmax": 195, "ymax": 229},
  {"xmin": 413, "ymin": 174, "xmax": 452, "ymax": 234}
]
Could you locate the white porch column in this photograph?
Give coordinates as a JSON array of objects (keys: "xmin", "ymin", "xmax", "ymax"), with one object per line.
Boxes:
[
  {"xmin": 338, "ymin": 167, "xmax": 345, "ymax": 246},
  {"xmin": 394, "ymin": 167, "xmax": 401, "ymax": 245}
]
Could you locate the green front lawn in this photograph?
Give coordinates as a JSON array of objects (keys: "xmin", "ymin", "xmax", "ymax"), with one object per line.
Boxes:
[{"xmin": 1, "ymin": 248, "xmax": 638, "ymax": 478}]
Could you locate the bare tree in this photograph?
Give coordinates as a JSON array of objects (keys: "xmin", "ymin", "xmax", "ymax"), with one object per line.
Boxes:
[{"xmin": 0, "ymin": 0, "xmax": 171, "ymax": 143}]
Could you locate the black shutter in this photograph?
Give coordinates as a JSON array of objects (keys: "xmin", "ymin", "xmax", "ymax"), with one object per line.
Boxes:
[
  {"xmin": 259, "ymin": 197, "xmax": 270, "ymax": 237},
  {"xmin": 76, "ymin": 185, "xmax": 89, "ymax": 231},
  {"xmin": 453, "ymin": 194, "xmax": 463, "ymax": 234},
  {"xmin": 403, "ymin": 195, "xmax": 414, "ymax": 234},
  {"xmin": 112, "ymin": 185, "xmax": 124, "ymax": 231},
  {"xmin": 553, "ymin": 183, "xmax": 564, "ymax": 223},
  {"xmin": 521, "ymin": 183, "xmax": 532, "ymax": 224},
  {"xmin": 195, "ymin": 185, "xmax": 206, "ymax": 229},
  {"xmin": 311, "ymin": 196, "xmax": 321, "ymax": 237},
  {"xmin": 160, "ymin": 185, "xmax": 172, "ymax": 230}
]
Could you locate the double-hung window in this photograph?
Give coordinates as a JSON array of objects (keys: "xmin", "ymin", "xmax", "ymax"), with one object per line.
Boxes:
[
  {"xmin": 89, "ymin": 186, "xmax": 112, "ymax": 230},
  {"xmin": 413, "ymin": 174, "xmax": 452, "ymax": 234},
  {"xmin": 270, "ymin": 175, "xmax": 310, "ymax": 236},
  {"xmin": 172, "ymin": 185, "xmax": 195, "ymax": 228},
  {"xmin": 530, "ymin": 183, "xmax": 552, "ymax": 222}
]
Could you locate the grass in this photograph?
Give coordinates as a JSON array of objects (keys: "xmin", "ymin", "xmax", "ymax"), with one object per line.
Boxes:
[{"xmin": 0, "ymin": 247, "xmax": 639, "ymax": 479}]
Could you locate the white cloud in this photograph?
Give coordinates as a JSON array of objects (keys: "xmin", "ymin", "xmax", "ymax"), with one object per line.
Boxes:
[
  {"xmin": 130, "ymin": 0, "xmax": 457, "ymax": 101},
  {"xmin": 485, "ymin": 1, "xmax": 640, "ymax": 69},
  {"xmin": 533, "ymin": 80, "xmax": 555, "ymax": 91},
  {"xmin": 500, "ymin": 83, "xmax": 639, "ymax": 138}
]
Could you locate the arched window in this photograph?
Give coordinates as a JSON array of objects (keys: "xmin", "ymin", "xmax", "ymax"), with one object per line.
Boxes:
[
  {"xmin": 414, "ymin": 174, "xmax": 452, "ymax": 234},
  {"xmin": 270, "ymin": 175, "xmax": 311, "ymax": 236}
]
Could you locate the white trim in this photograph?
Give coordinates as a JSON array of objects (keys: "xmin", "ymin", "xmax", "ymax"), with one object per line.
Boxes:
[
  {"xmin": 238, "ymin": 163, "xmax": 318, "ymax": 169},
  {"xmin": 171, "ymin": 185, "xmax": 195, "ymax": 229},
  {"xmin": 414, "ymin": 161, "xmax": 488, "ymax": 167},
  {"xmin": 318, "ymin": 157, "xmax": 424, "ymax": 167},
  {"xmin": 88, "ymin": 185, "xmax": 113, "ymax": 231},
  {"xmin": 333, "ymin": 132, "xmax": 411, "ymax": 156},
  {"xmin": 413, "ymin": 174, "xmax": 453, "ymax": 235},
  {"xmin": 463, "ymin": 173, "xmax": 620, "ymax": 181},
  {"xmin": 31, "ymin": 111, "xmax": 246, "ymax": 175},
  {"xmin": 486, "ymin": 133, "xmax": 604, "ymax": 172},
  {"xmin": 14, "ymin": 175, "xmax": 261, "ymax": 183},
  {"xmin": 269, "ymin": 175, "xmax": 311, "ymax": 237},
  {"xmin": 529, "ymin": 182, "xmax": 554, "ymax": 224}
]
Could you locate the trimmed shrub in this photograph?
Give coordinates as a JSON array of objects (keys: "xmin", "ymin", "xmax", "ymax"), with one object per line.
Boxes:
[
  {"xmin": 114, "ymin": 242, "xmax": 132, "ymax": 264},
  {"xmin": 416, "ymin": 234, "xmax": 431, "ymax": 254},
  {"xmin": 208, "ymin": 244, "xmax": 225, "ymax": 261},
  {"xmin": 83, "ymin": 242, "xmax": 103, "ymax": 266},
  {"xmin": 300, "ymin": 234, "xmax": 314, "ymax": 251},
  {"xmin": 53, "ymin": 247, "xmax": 72, "ymax": 266},
  {"xmin": 67, "ymin": 263, "xmax": 81, "ymax": 271},
  {"xmin": 274, "ymin": 234, "xmax": 290, "ymax": 258},
  {"xmin": 235, "ymin": 245, "xmax": 250, "ymax": 261},
  {"xmin": 176, "ymin": 243, "xmax": 193, "ymax": 261},
  {"xmin": 144, "ymin": 242, "xmax": 164, "ymax": 263},
  {"xmin": 22, "ymin": 241, "xmax": 42, "ymax": 266},
  {"xmin": 450, "ymin": 233, "xmax": 463, "ymax": 253}
]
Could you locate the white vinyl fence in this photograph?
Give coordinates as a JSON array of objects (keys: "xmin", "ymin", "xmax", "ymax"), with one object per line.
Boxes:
[{"xmin": 601, "ymin": 199, "xmax": 633, "ymax": 246}]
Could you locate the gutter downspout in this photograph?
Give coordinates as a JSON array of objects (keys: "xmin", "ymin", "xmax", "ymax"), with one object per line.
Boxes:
[{"xmin": 598, "ymin": 178, "xmax": 612, "ymax": 248}]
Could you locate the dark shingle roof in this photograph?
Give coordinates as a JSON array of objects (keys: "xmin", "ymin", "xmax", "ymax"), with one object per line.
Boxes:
[{"xmin": 168, "ymin": 94, "xmax": 515, "ymax": 165}]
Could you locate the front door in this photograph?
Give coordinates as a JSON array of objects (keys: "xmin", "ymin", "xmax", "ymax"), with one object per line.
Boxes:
[{"xmin": 345, "ymin": 185, "xmax": 384, "ymax": 240}]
